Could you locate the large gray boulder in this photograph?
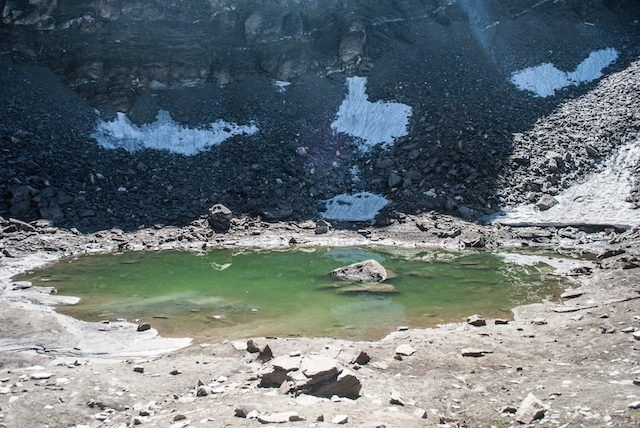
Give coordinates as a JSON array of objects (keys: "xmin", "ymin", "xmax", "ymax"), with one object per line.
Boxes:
[
  {"xmin": 258, "ymin": 354, "xmax": 361, "ymax": 399},
  {"xmin": 207, "ymin": 204, "xmax": 232, "ymax": 232},
  {"xmin": 536, "ymin": 195, "xmax": 559, "ymax": 211},
  {"xmin": 330, "ymin": 259, "xmax": 389, "ymax": 283}
]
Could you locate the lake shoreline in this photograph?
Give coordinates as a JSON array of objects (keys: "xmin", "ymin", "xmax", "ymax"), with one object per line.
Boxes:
[{"xmin": 1, "ymin": 214, "xmax": 639, "ymax": 425}]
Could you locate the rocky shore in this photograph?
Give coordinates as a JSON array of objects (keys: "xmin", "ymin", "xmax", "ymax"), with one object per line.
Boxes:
[{"xmin": 1, "ymin": 214, "xmax": 639, "ymax": 427}]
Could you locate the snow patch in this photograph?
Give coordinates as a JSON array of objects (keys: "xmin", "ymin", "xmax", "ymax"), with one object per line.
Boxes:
[
  {"xmin": 92, "ymin": 110, "xmax": 259, "ymax": 156},
  {"xmin": 322, "ymin": 192, "xmax": 388, "ymax": 222},
  {"xmin": 510, "ymin": 48, "xmax": 619, "ymax": 97},
  {"xmin": 274, "ymin": 80, "xmax": 291, "ymax": 93},
  {"xmin": 494, "ymin": 140, "xmax": 640, "ymax": 227},
  {"xmin": 331, "ymin": 77, "xmax": 412, "ymax": 152}
]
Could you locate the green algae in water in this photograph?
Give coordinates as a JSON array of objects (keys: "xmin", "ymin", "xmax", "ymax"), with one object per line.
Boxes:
[{"xmin": 17, "ymin": 247, "xmax": 567, "ymax": 340}]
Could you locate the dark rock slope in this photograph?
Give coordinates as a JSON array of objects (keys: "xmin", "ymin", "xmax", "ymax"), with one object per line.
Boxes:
[{"xmin": 1, "ymin": 0, "xmax": 639, "ymax": 231}]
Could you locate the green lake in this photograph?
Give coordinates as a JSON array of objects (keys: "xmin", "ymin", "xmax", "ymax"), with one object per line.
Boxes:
[{"xmin": 17, "ymin": 247, "xmax": 571, "ymax": 340}]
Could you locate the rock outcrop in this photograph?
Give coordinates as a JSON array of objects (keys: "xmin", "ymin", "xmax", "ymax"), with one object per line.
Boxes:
[{"xmin": 258, "ymin": 354, "xmax": 361, "ymax": 399}]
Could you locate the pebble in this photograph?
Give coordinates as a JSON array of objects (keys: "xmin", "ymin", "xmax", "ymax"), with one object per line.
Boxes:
[
  {"xmin": 413, "ymin": 408, "xmax": 428, "ymax": 419},
  {"xmin": 390, "ymin": 390, "xmax": 405, "ymax": 406},
  {"xmin": 395, "ymin": 344, "xmax": 416, "ymax": 356},
  {"xmin": 136, "ymin": 323, "xmax": 151, "ymax": 332},
  {"xmin": 461, "ymin": 348, "xmax": 492, "ymax": 357},
  {"xmin": 30, "ymin": 372, "xmax": 53, "ymax": 380},
  {"xmin": 332, "ymin": 414, "xmax": 348, "ymax": 424},
  {"xmin": 467, "ymin": 315, "xmax": 486, "ymax": 327},
  {"xmin": 561, "ymin": 290, "xmax": 584, "ymax": 299}
]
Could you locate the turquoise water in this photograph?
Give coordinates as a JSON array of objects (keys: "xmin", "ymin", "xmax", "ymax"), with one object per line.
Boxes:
[{"xmin": 17, "ymin": 247, "xmax": 566, "ymax": 340}]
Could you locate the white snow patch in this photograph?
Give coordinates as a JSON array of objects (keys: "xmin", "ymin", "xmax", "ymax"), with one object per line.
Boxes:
[
  {"xmin": 92, "ymin": 110, "xmax": 259, "ymax": 156},
  {"xmin": 510, "ymin": 48, "xmax": 619, "ymax": 97},
  {"xmin": 331, "ymin": 77, "xmax": 412, "ymax": 152},
  {"xmin": 498, "ymin": 253, "xmax": 591, "ymax": 276},
  {"xmin": 274, "ymin": 80, "xmax": 291, "ymax": 93},
  {"xmin": 322, "ymin": 192, "xmax": 388, "ymax": 222},
  {"xmin": 494, "ymin": 140, "xmax": 640, "ymax": 227}
]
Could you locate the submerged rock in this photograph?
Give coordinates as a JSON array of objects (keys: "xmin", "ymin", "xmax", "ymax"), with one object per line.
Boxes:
[
  {"xmin": 336, "ymin": 283, "xmax": 397, "ymax": 294},
  {"xmin": 330, "ymin": 259, "xmax": 389, "ymax": 283}
]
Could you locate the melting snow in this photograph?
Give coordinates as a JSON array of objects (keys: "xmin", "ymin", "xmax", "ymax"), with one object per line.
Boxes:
[
  {"xmin": 494, "ymin": 140, "xmax": 640, "ymax": 227},
  {"xmin": 331, "ymin": 77, "xmax": 412, "ymax": 152},
  {"xmin": 92, "ymin": 110, "xmax": 259, "ymax": 156},
  {"xmin": 274, "ymin": 80, "xmax": 291, "ymax": 93},
  {"xmin": 322, "ymin": 192, "xmax": 388, "ymax": 222},
  {"xmin": 510, "ymin": 48, "xmax": 619, "ymax": 97}
]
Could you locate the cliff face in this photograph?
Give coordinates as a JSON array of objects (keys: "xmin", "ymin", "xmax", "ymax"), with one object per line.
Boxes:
[{"xmin": 1, "ymin": 0, "xmax": 636, "ymax": 109}]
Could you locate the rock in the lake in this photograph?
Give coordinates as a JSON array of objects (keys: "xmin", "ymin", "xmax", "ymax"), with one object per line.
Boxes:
[
  {"xmin": 515, "ymin": 393, "xmax": 546, "ymax": 424},
  {"xmin": 336, "ymin": 283, "xmax": 397, "ymax": 294},
  {"xmin": 330, "ymin": 259, "xmax": 389, "ymax": 283},
  {"xmin": 207, "ymin": 204, "xmax": 232, "ymax": 232},
  {"xmin": 536, "ymin": 195, "xmax": 559, "ymax": 211},
  {"xmin": 467, "ymin": 314, "xmax": 486, "ymax": 327},
  {"xmin": 395, "ymin": 344, "xmax": 416, "ymax": 356}
]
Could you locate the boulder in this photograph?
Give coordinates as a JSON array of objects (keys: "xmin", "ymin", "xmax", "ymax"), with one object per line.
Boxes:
[
  {"xmin": 315, "ymin": 219, "xmax": 332, "ymax": 235},
  {"xmin": 339, "ymin": 20, "xmax": 366, "ymax": 64},
  {"xmin": 258, "ymin": 355, "xmax": 361, "ymax": 399},
  {"xmin": 395, "ymin": 344, "xmax": 416, "ymax": 356},
  {"xmin": 515, "ymin": 393, "xmax": 546, "ymax": 424},
  {"xmin": 351, "ymin": 351, "xmax": 370, "ymax": 365},
  {"xmin": 460, "ymin": 231, "xmax": 486, "ymax": 248},
  {"xmin": 207, "ymin": 204, "xmax": 232, "ymax": 232},
  {"xmin": 330, "ymin": 260, "xmax": 389, "ymax": 283},
  {"xmin": 467, "ymin": 314, "xmax": 486, "ymax": 327},
  {"xmin": 536, "ymin": 195, "xmax": 559, "ymax": 211}
]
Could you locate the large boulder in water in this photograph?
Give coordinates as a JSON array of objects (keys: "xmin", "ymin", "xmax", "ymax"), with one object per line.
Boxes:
[
  {"xmin": 207, "ymin": 204, "xmax": 232, "ymax": 232},
  {"xmin": 330, "ymin": 259, "xmax": 389, "ymax": 283}
]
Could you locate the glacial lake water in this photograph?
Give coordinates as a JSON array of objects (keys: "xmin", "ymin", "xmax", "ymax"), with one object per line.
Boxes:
[{"xmin": 17, "ymin": 247, "xmax": 573, "ymax": 340}]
